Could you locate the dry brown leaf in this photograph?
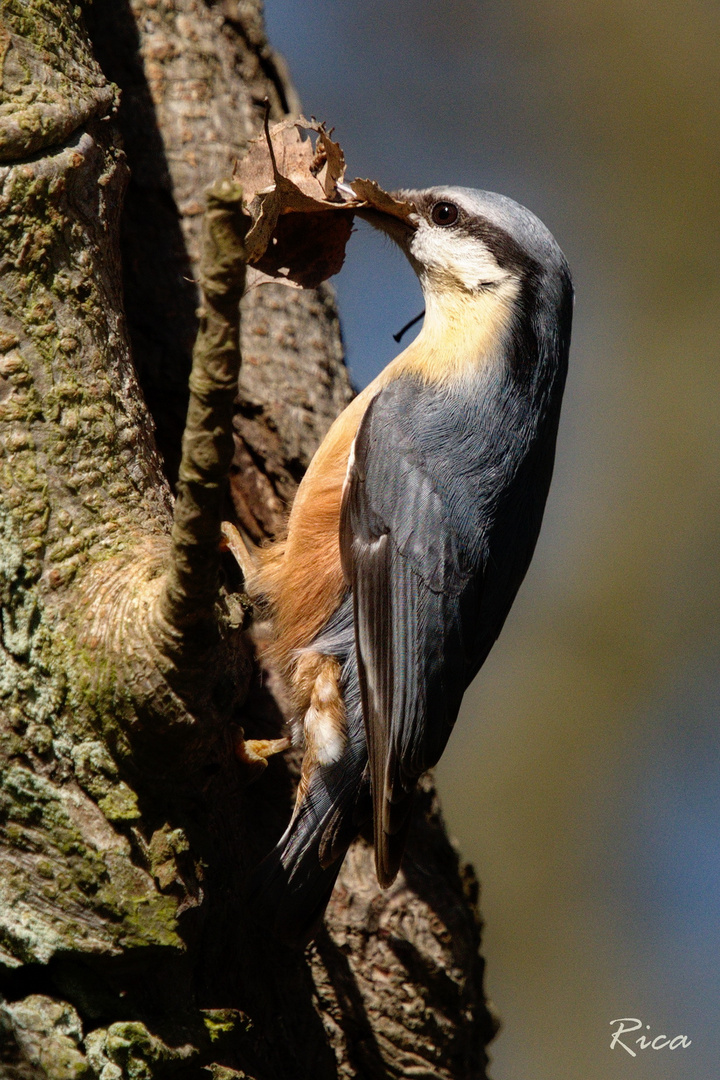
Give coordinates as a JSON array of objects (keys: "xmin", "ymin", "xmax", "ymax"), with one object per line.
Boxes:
[
  {"xmin": 251, "ymin": 209, "xmax": 354, "ymax": 289},
  {"xmin": 349, "ymin": 178, "xmax": 415, "ymax": 221},
  {"xmin": 312, "ymin": 126, "xmax": 346, "ymax": 198},
  {"xmin": 234, "ymin": 114, "xmax": 415, "ymax": 289}
]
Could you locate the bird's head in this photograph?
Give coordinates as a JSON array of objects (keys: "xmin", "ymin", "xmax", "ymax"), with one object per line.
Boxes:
[
  {"xmin": 359, "ymin": 186, "xmax": 567, "ymax": 294},
  {"xmin": 357, "ymin": 186, "xmax": 572, "ymax": 380}
]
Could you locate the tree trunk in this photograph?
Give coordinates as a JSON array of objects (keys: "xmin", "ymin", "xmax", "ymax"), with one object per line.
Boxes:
[{"xmin": 0, "ymin": 2, "xmax": 497, "ymax": 1077}]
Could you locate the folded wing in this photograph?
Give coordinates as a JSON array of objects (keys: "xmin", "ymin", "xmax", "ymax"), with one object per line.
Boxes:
[{"xmin": 340, "ymin": 379, "xmax": 477, "ymax": 887}]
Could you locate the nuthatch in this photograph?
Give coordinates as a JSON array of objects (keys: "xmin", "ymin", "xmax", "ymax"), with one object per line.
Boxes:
[{"xmin": 248, "ymin": 186, "xmax": 573, "ymax": 939}]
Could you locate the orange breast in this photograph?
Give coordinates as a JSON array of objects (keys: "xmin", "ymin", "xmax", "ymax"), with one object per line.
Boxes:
[{"xmin": 255, "ymin": 385, "xmax": 374, "ymax": 673}]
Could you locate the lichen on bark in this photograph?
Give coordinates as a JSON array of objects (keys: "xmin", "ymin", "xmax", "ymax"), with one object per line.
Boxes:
[
  {"xmin": 0, "ymin": 110, "xmax": 185, "ymax": 965},
  {"xmin": 0, "ymin": 0, "xmax": 116, "ymax": 163}
]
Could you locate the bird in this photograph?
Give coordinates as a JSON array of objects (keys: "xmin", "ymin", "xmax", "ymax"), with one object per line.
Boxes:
[{"xmin": 244, "ymin": 185, "xmax": 573, "ymax": 942}]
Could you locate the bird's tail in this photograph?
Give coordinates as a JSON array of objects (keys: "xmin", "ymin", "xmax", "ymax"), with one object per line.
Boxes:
[
  {"xmin": 248, "ymin": 639, "xmax": 371, "ymax": 946},
  {"xmin": 247, "ymin": 744, "xmax": 370, "ymax": 944},
  {"xmin": 248, "ymin": 616, "xmax": 371, "ymax": 944}
]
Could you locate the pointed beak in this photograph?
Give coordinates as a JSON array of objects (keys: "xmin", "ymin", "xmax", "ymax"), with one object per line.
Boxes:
[{"xmin": 355, "ymin": 203, "xmax": 418, "ymax": 253}]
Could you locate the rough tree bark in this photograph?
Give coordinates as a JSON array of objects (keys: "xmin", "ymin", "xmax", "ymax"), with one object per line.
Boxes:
[{"xmin": 0, "ymin": 2, "xmax": 498, "ymax": 1077}]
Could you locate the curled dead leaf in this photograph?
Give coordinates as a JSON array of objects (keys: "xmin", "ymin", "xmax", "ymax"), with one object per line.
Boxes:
[
  {"xmin": 234, "ymin": 113, "xmax": 415, "ymax": 289},
  {"xmin": 349, "ymin": 178, "xmax": 414, "ymax": 219},
  {"xmin": 251, "ymin": 209, "xmax": 354, "ymax": 289}
]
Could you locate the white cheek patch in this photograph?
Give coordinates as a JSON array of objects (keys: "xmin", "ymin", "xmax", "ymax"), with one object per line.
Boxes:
[{"xmin": 410, "ymin": 224, "xmax": 508, "ymax": 291}]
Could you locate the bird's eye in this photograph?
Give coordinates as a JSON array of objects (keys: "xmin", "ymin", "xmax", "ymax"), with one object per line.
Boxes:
[{"xmin": 430, "ymin": 201, "xmax": 459, "ymax": 227}]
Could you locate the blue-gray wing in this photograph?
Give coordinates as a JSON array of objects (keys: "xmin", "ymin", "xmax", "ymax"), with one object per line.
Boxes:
[
  {"xmin": 341, "ymin": 373, "xmax": 559, "ymax": 887},
  {"xmin": 340, "ymin": 381, "xmax": 477, "ymax": 888},
  {"xmin": 341, "ymin": 385, "xmax": 473, "ymax": 887}
]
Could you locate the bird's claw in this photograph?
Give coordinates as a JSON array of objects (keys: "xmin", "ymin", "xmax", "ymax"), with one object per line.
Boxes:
[
  {"xmin": 220, "ymin": 521, "xmax": 257, "ymax": 581},
  {"xmin": 236, "ymin": 734, "xmax": 290, "ymax": 773}
]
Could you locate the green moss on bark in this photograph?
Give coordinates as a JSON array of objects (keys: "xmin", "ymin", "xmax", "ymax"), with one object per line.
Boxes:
[{"xmin": 0, "ymin": 0, "xmax": 116, "ymax": 162}]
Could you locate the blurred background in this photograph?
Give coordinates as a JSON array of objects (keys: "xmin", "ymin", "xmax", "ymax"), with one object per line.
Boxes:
[{"xmin": 263, "ymin": 2, "xmax": 720, "ymax": 1076}]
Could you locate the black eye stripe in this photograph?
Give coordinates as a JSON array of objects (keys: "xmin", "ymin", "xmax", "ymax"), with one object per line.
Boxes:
[
  {"xmin": 418, "ymin": 193, "xmax": 542, "ymax": 277},
  {"xmin": 430, "ymin": 201, "xmax": 459, "ymax": 227}
]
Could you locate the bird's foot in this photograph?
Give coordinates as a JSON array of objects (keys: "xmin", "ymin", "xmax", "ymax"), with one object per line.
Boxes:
[
  {"xmin": 236, "ymin": 732, "xmax": 290, "ymax": 776},
  {"xmin": 220, "ymin": 521, "xmax": 258, "ymax": 582}
]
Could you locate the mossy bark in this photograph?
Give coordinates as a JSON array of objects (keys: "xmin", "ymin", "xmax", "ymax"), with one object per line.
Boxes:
[{"xmin": 0, "ymin": 2, "xmax": 497, "ymax": 1077}]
